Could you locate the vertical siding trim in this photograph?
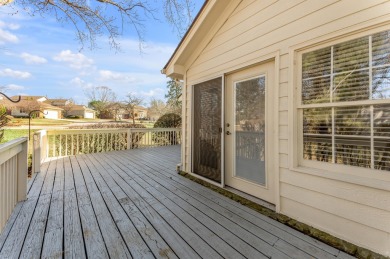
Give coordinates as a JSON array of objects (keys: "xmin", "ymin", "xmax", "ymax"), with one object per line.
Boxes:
[
  {"xmin": 182, "ymin": 71, "xmax": 187, "ymax": 171},
  {"xmin": 274, "ymin": 52, "xmax": 281, "ymax": 212}
]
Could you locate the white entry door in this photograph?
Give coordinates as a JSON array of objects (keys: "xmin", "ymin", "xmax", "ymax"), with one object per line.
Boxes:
[{"xmin": 225, "ymin": 62, "xmax": 275, "ymax": 204}]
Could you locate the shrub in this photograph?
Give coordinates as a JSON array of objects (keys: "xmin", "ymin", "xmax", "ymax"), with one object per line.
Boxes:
[
  {"xmin": 153, "ymin": 113, "xmax": 181, "ymax": 145},
  {"xmin": 154, "ymin": 113, "xmax": 181, "ymax": 128},
  {"xmin": 66, "ymin": 115, "xmax": 80, "ymax": 119}
]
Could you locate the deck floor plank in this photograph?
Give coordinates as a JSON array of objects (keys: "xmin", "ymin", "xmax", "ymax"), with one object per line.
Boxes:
[
  {"xmin": 82, "ymin": 153, "xmax": 175, "ymax": 259},
  {"xmin": 94, "ymin": 153, "xmax": 247, "ymax": 259},
  {"xmin": 70, "ymin": 156, "xmax": 109, "ymax": 259},
  {"xmin": 132, "ymin": 147, "xmax": 343, "ymax": 258},
  {"xmin": 110, "ymin": 151, "xmax": 296, "ymax": 259},
  {"xmin": 63, "ymin": 156, "xmax": 87, "ymax": 259},
  {"xmin": 76, "ymin": 154, "xmax": 137, "ymax": 259},
  {"xmin": 19, "ymin": 158, "xmax": 58, "ymax": 258},
  {"xmin": 42, "ymin": 157, "xmax": 65, "ymax": 259},
  {"xmin": 93, "ymin": 154, "xmax": 201, "ymax": 259},
  {"xmin": 94, "ymin": 153, "xmax": 216, "ymax": 258},
  {"xmin": 0, "ymin": 146, "xmax": 356, "ymax": 259}
]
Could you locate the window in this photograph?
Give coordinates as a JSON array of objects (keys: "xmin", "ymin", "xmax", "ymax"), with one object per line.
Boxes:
[{"xmin": 299, "ymin": 30, "xmax": 390, "ymax": 171}]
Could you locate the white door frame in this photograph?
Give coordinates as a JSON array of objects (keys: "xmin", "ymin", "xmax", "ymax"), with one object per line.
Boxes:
[{"xmin": 224, "ymin": 61, "xmax": 277, "ymax": 204}]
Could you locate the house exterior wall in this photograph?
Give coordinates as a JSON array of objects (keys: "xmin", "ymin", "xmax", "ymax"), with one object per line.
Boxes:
[
  {"xmin": 43, "ymin": 110, "xmax": 60, "ymax": 119},
  {"xmin": 10, "ymin": 108, "xmax": 28, "ymax": 117},
  {"xmin": 181, "ymin": 0, "xmax": 390, "ymax": 255},
  {"xmin": 84, "ymin": 111, "xmax": 94, "ymax": 119}
]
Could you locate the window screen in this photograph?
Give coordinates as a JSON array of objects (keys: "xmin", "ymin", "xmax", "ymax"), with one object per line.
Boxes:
[
  {"xmin": 193, "ymin": 77, "xmax": 222, "ymax": 182},
  {"xmin": 301, "ymin": 30, "xmax": 390, "ymax": 171}
]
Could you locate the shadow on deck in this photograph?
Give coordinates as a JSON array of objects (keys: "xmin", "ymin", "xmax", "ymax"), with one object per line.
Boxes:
[{"xmin": 0, "ymin": 146, "xmax": 353, "ymax": 258}]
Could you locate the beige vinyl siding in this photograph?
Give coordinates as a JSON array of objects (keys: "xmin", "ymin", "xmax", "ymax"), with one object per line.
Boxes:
[{"xmin": 182, "ymin": 0, "xmax": 390, "ymax": 254}]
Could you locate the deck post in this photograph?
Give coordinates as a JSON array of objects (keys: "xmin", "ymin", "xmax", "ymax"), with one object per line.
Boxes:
[
  {"xmin": 17, "ymin": 139, "xmax": 28, "ymax": 202},
  {"xmin": 32, "ymin": 130, "xmax": 47, "ymax": 174}
]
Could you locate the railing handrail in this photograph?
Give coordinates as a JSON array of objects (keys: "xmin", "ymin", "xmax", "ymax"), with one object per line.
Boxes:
[
  {"xmin": 0, "ymin": 137, "xmax": 28, "ymax": 151},
  {"xmin": 0, "ymin": 137, "xmax": 27, "ymax": 165},
  {"xmin": 0, "ymin": 137, "xmax": 28, "ymax": 233},
  {"xmin": 45, "ymin": 127, "xmax": 180, "ymax": 135}
]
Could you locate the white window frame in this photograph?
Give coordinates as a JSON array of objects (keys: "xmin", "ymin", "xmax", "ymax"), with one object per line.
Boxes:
[{"xmin": 293, "ymin": 26, "xmax": 390, "ymax": 183}]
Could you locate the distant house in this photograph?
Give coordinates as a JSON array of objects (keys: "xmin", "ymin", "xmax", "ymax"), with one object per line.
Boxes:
[
  {"xmin": 122, "ymin": 106, "xmax": 148, "ymax": 120},
  {"xmin": 163, "ymin": 0, "xmax": 390, "ymax": 256},
  {"xmin": 0, "ymin": 95, "xmax": 63, "ymax": 119},
  {"xmin": 45, "ymin": 99, "xmax": 96, "ymax": 119},
  {"xmin": 67, "ymin": 105, "xmax": 96, "ymax": 119},
  {"xmin": 45, "ymin": 98, "xmax": 71, "ymax": 107}
]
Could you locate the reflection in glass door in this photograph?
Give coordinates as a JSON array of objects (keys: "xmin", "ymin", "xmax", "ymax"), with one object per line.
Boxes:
[{"xmin": 234, "ymin": 76, "xmax": 266, "ymax": 185}]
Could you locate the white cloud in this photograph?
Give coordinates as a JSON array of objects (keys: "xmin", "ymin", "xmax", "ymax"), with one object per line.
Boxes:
[
  {"xmin": 0, "ymin": 68, "xmax": 31, "ymax": 78},
  {"xmin": 70, "ymin": 77, "xmax": 93, "ymax": 88},
  {"xmin": 7, "ymin": 23, "xmax": 19, "ymax": 30},
  {"xmin": 138, "ymin": 88, "xmax": 165, "ymax": 98},
  {"xmin": 0, "ymin": 28, "xmax": 18, "ymax": 44},
  {"xmin": 6, "ymin": 83, "xmax": 25, "ymax": 91},
  {"xmin": 53, "ymin": 50, "xmax": 93, "ymax": 69},
  {"xmin": 0, "ymin": 20, "xmax": 19, "ymax": 30},
  {"xmin": 0, "ymin": 20, "xmax": 19, "ymax": 44},
  {"xmin": 20, "ymin": 52, "xmax": 47, "ymax": 64},
  {"xmin": 99, "ymin": 70, "xmax": 137, "ymax": 83}
]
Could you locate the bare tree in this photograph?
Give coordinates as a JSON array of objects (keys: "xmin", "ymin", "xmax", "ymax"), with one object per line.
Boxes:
[
  {"xmin": 85, "ymin": 86, "xmax": 117, "ymax": 118},
  {"xmin": 3, "ymin": 0, "xmax": 197, "ymax": 50},
  {"xmin": 148, "ymin": 98, "xmax": 167, "ymax": 120},
  {"xmin": 108, "ymin": 101, "xmax": 124, "ymax": 121},
  {"xmin": 164, "ymin": 0, "xmax": 195, "ymax": 37},
  {"xmin": 123, "ymin": 92, "xmax": 143, "ymax": 124}
]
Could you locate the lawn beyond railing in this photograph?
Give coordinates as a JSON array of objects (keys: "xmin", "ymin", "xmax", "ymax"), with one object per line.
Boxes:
[
  {"xmin": 32, "ymin": 128, "xmax": 181, "ymax": 173},
  {"xmin": 0, "ymin": 138, "xmax": 28, "ymax": 233}
]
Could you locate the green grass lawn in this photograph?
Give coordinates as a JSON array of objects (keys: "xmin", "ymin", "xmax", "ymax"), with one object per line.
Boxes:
[{"xmin": 1, "ymin": 129, "xmax": 40, "ymax": 144}]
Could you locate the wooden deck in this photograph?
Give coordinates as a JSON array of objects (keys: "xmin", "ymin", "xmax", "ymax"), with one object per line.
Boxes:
[{"xmin": 0, "ymin": 146, "xmax": 354, "ymax": 258}]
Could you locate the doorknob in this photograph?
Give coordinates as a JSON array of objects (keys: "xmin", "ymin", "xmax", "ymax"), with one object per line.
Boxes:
[{"xmin": 226, "ymin": 131, "xmax": 231, "ymax": 135}]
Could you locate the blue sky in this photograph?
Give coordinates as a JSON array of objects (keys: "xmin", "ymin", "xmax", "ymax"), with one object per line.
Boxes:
[{"xmin": 0, "ymin": 1, "xmax": 203, "ymax": 106}]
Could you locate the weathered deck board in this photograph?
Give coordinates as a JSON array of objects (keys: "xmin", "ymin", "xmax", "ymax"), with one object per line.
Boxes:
[
  {"xmin": 126, "ymin": 148, "xmax": 341, "ymax": 259},
  {"xmin": 0, "ymin": 146, "xmax": 355, "ymax": 259}
]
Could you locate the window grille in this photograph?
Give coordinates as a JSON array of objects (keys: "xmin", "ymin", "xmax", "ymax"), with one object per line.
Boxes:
[{"xmin": 300, "ymin": 30, "xmax": 390, "ymax": 171}]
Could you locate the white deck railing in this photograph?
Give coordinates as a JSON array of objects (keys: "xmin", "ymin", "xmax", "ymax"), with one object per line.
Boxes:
[
  {"xmin": 33, "ymin": 128, "xmax": 181, "ymax": 172},
  {"xmin": 0, "ymin": 137, "xmax": 28, "ymax": 233}
]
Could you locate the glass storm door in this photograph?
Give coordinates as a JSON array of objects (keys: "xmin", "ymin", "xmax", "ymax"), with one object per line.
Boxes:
[
  {"xmin": 193, "ymin": 78, "xmax": 222, "ymax": 183},
  {"xmin": 225, "ymin": 62, "xmax": 275, "ymax": 203}
]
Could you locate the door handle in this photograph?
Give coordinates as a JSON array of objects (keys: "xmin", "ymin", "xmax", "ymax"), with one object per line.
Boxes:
[{"xmin": 226, "ymin": 131, "xmax": 231, "ymax": 135}]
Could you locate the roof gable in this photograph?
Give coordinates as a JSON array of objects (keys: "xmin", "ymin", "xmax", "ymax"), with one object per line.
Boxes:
[{"xmin": 162, "ymin": 0, "xmax": 240, "ymax": 79}]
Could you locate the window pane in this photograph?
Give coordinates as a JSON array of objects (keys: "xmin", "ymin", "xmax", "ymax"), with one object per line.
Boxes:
[
  {"xmin": 372, "ymin": 30, "xmax": 390, "ymax": 67},
  {"xmin": 374, "ymin": 138, "xmax": 390, "ymax": 171},
  {"xmin": 333, "ymin": 36, "xmax": 369, "ymax": 73},
  {"xmin": 302, "ymin": 47, "xmax": 331, "ymax": 78},
  {"xmin": 372, "ymin": 66, "xmax": 390, "ymax": 99},
  {"xmin": 235, "ymin": 77, "xmax": 266, "ymax": 185},
  {"xmin": 374, "ymin": 104, "xmax": 390, "ymax": 137},
  {"xmin": 303, "ymin": 108, "xmax": 332, "ymax": 162},
  {"xmin": 303, "ymin": 108, "xmax": 332, "ymax": 134},
  {"xmin": 302, "ymin": 76, "xmax": 330, "ymax": 104},
  {"xmin": 335, "ymin": 106, "xmax": 370, "ymax": 136},
  {"xmin": 333, "ymin": 70, "xmax": 369, "ymax": 102},
  {"xmin": 304, "ymin": 135, "xmax": 332, "ymax": 162},
  {"xmin": 335, "ymin": 137, "xmax": 371, "ymax": 168}
]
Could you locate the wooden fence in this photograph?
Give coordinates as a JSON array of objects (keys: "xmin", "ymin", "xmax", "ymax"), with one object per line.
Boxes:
[{"xmin": 0, "ymin": 138, "xmax": 28, "ymax": 233}]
